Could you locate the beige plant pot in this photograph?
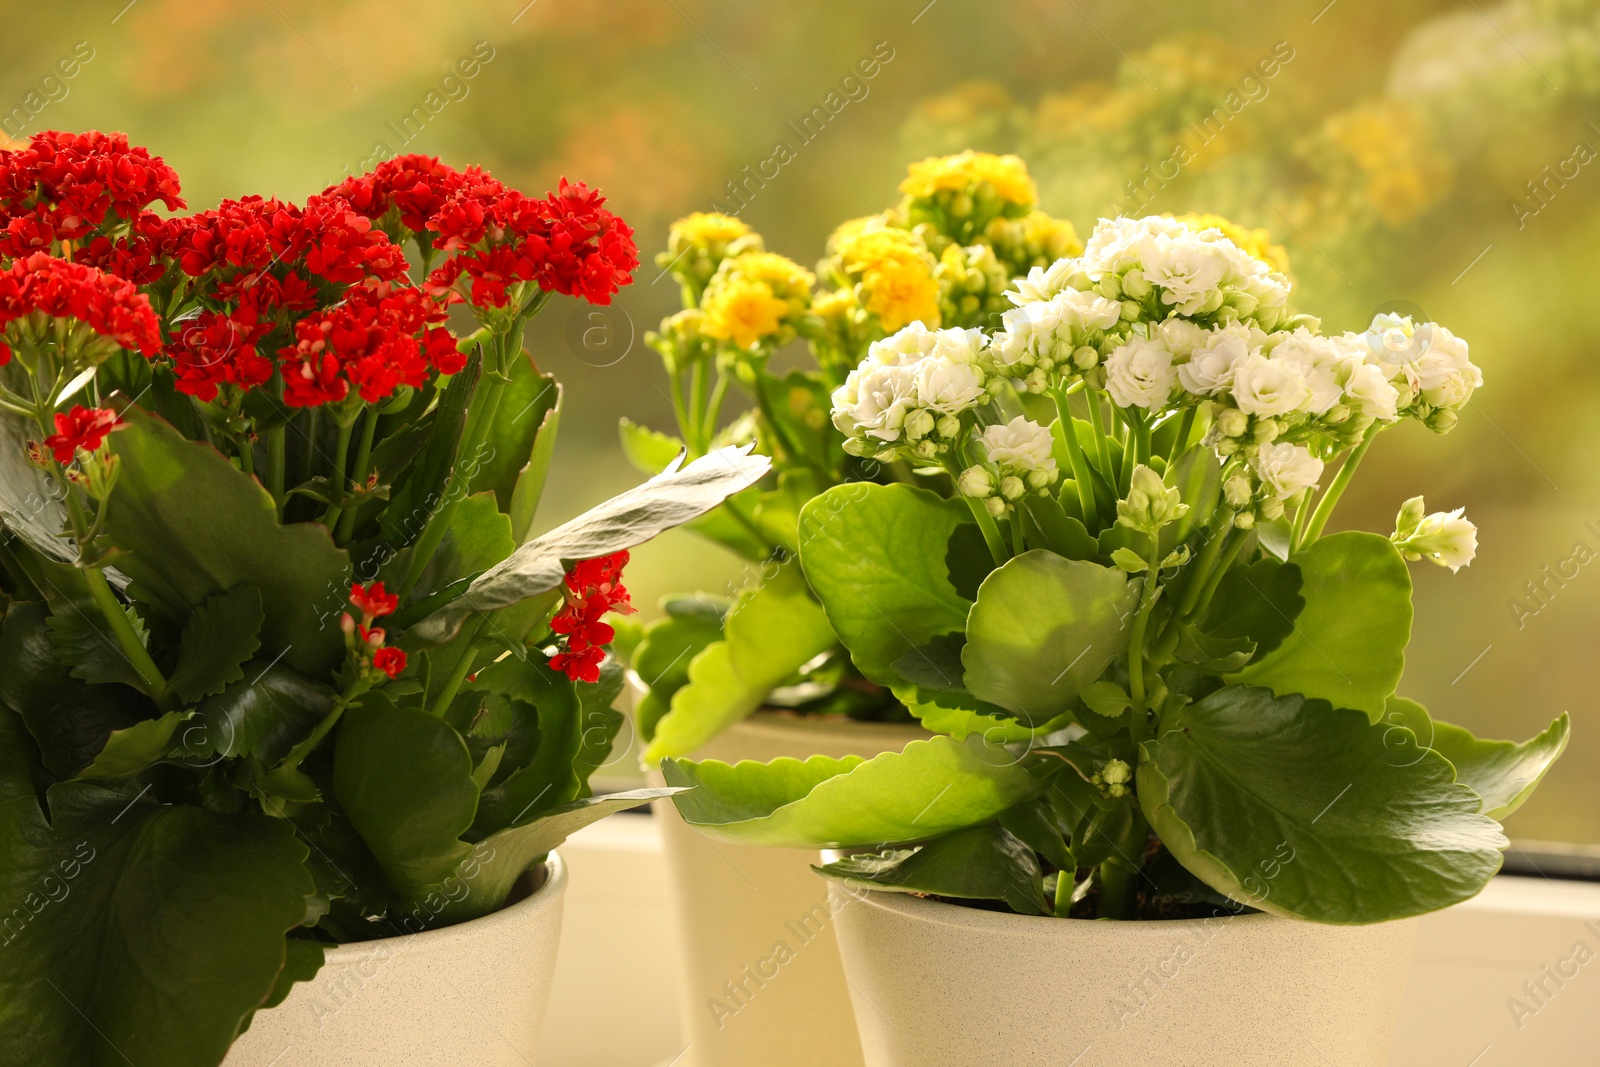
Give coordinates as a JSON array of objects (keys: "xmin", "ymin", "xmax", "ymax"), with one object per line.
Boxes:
[
  {"xmin": 826, "ymin": 875, "xmax": 1419, "ymax": 1067},
  {"xmin": 649, "ymin": 712, "xmax": 927, "ymax": 1067},
  {"xmin": 224, "ymin": 854, "xmax": 567, "ymax": 1067}
]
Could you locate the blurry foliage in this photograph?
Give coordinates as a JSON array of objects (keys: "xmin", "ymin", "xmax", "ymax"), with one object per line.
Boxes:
[{"xmin": 2, "ymin": 0, "xmax": 1599, "ymax": 841}]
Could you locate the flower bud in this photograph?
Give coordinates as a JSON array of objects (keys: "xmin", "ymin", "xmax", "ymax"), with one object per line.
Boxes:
[
  {"xmin": 1121, "ymin": 270, "xmax": 1152, "ymax": 300},
  {"xmin": 1025, "ymin": 467, "xmax": 1054, "ymax": 490},
  {"xmin": 1233, "ymin": 511, "xmax": 1256, "ymax": 530},
  {"xmin": 957, "ymin": 465, "xmax": 994, "ymax": 498},
  {"xmin": 1117, "ymin": 464, "xmax": 1188, "ymax": 532},
  {"xmin": 1099, "ymin": 274, "xmax": 1122, "ymax": 300},
  {"xmin": 1324, "ymin": 403, "xmax": 1350, "ymax": 425},
  {"xmin": 1393, "ymin": 495, "xmax": 1426, "ymax": 540},
  {"xmin": 1101, "ymin": 758, "xmax": 1132, "ymax": 786},
  {"xmin": 1253, "ymin": 418, "xmax": 1280, "ymax": 444},
  {"xmin": 914, "ymin": 439, "xmax": 939, "ymax": 460},
  {"xmin": 1259, "ymin": 496, "xmax": 1285, "ymax": 521},
  {"xmin": 1223, "ymin": 474, "xmax": 1254, "ymax": 508},
  {"xmin": 1215, "ymin": 408, "xmax": 1249, "ymax": 438},
  {"xmin": 1425, "ymin": 408, "xmax": 1458, "ymax": 434},
  {"xmin": 1392, "ymin": 505, "xmax": 1477, "ymax": 572},
  {"xmin": 1000, "ymin": 475, "xmax": 1026, "ymax": 500},
  {"xmin": 1120, "ymin": 300, "xmax": 1142, "ymax": 321},
  {"xmin": 935, "ymin": 413, "xmax": 961, "ymax": 439},
  {"xmin": 904, "ymin": 409, "xmax": 935, "ymax": 441},
  {"xmin": 1073, "ymin": 345, "xmax": 1099, "ymax": 370},
  {"xmin": 984, "ymin": 496, "xmax": 1008, "ymax": 517}
]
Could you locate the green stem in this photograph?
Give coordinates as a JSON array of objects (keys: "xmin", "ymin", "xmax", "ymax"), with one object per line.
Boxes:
[
  {"xmin": 1174, "ymin": 521, "xmax": 1232, "ymax": 619},
  {"xmin": 1097, "ymin": 858, "xmax": 1140, "ymax": 920},
  {"xmin": 428, "ymin": 615, "xmax": 488, "ymax": 718},
  {"xmin": 335, "ymin": 410, "xmax": 380, "ymax": 544},
  {"xmin": 1127, "ymin": 531, "xmax": 1162, "ymax": 705},
  {"xmin": 1085, "ymin": 388, "xmax": 1115, "ymax": 477},
  {"xmin": 266, "ymin": 425, "xmax": 286, "ymax": 505},
  {"xmin": 238, "ymin": 439, "xmax": 256, "ymax": 478},
  {"xmin": 1053, "ymin": 867, "xmax": 1075, "ymax": 918},
  {"xmin": 1167, "ymin": 407, "xmax": 1196, "ymax": 465},
  {"xmin": 276, "ymin": 677, "xmax": 372, "ymax": 775},
  {"xmin": 319, "ymin": 419, "xmax": 356, "ymax": 530},
  {"xmin": 84, "ymin": 568, "xmax": 168, "ymax": 699},
  {"xmin": 1289, "ymin": 488, "xmax": 1314, "ymax": 555},
  {"xmin": 688, "ymin": 359, "xmax": 706, "ymax": 439},
  {"xmin": 963, "ymin": 495, "xmax": 1008, "ymax": 567},
  {"xmin": 702, "ymin": 367, "xmax": 731, "ymax": 451},
  {"xmin": 669, "ymin": 366, "xmax": 694, "ymax": 447},
  {"xmin": 1190, "ymin": 526, "xmax": 1250, "ymax": 621},
  {"xmin": 1302, "ymin": 427, "xmax": 1378, "ymax": 544},
  {"xmin": 299, "ymin": 407, "xmax": 322, "ymax": 487},
  {"xmin": 1051, "ymin": 387, "xmax": 1099, "ymax": 526}
]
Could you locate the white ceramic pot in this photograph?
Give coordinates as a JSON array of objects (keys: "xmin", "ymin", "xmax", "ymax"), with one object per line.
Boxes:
[
  {"xmin": 828, "ymin": 876, "xmax": 1419, "ymax": 1067},
  {"xmin": 224, "ymin": 854, "xmax": 567, "ymax": 1067},
  {"xmin": 650, "ymin": 712, "xmax": 927, "ymax": 1067}
]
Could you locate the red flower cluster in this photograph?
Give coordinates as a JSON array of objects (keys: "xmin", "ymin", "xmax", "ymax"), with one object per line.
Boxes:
[
  {"xmin": 0, "ymin": 253, "xmax": 162, "ymax": 365},
  {"xmin": 549, "ymin": 550, "xmax": 635, "ymax": 683},
  {"xmin": 162, "ymin": 195, "xmax": 416, "ymax": 402},
  {"xmin": 345, "ymin": 582, "xmax": 407, "ymax": 679},
  {"xmin": 43, "ymin": 405, "xmax": 123, "ymax": 464},
  {"xmin": 0, "ymin": 130, "xmax": 184, "ymax": 257},
  {"xmin": 327, "ymin": 157, "xmax": 638, "ymax": 311},
  {"xmin": 278, "ymin": 280, "xmax": 458, "ymax": 407}
]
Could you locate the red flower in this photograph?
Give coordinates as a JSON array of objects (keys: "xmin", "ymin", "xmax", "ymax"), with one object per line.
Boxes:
[
  {"xmin": 277, "ymin": 281, "xmax": 451, "ymax": 407},
  {"xmin": 371, "ymin": 646, "xmax": 407, "ymax": 679},
  {"xmin": 0, "ymin": 253, "xmax": 162, "ymax": 356},
  {"xmin": 350, "ymin": 580, "xmax": 399, "ymax": 620},
  {"xmin": 43, "ymin": 405, "xmax": 123, "ymax": 464},
  {"xmin": 548, "ymin": 550, "xmax": 635, "ymax": 683},
  {"xmin": 0, "ymin": 130, "xmax": 184, "ymax": 255}
]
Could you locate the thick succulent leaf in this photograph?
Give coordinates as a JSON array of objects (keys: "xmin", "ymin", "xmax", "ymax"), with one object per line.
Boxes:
[
  {"xmin": 332, "ymin": 695, "xmax": 478, "ymax": 900},
  {"xmin": 895, "ymin": 684, "xmax": 1070, "ymax": 743},
  {"xmin": 0, "ymin": 399, "xmax": 72, "ymax": 562},
  {"xmin": 1197, "ymin": 555, "xmax": 1302, "ymax": 662},
  {"xmin": 0, "ymin": 600, "xmax": 150, "ymax": 777},
  {"xmin": 166, "ymin": 585, "xmax": 265, "ymax": 704},
  {"xmin": 1021, "ymin": 496, "xmax": 1099, "ymax": 560},
  {"xmin": 1229, "ymin": 532, "xmax": 1411, "ymax": 720},
  {"xmin": 1138, "ymin": 684, "xmax": 1507, "ymax": 924},
  {"xmin": 380, "ymin": 349, "xmax": 478, "ymax": 548},
  {"xmin": 644, "ymin": 566, "xmax": 836, "ymax": 761},
  {"xmin": 798, "ymin": 482, "xmax": 974, "ymax": 687},
  {"xmin": 508, "ymin": 382, "xmax": 563, "ymax": 543},
  {"xmin": 472, "ymin": 657, "xmax": 586, "ymax": 835},
  {"xmin": 631, "ymin": 602, "xmax": 728, "ymax": 742},
  {"xmin": 663, "ymin": 734, "xmax": 1047, "ymax": 848},
  {"xmin": 1164, "ymin": 444, "xmax": 1221, "ymax": 549},
  {"xmin": 617, "ymin": 417, "xmax": 685, "ymax": 474},
  {"xmin": 815, "ymin": 824, "xmax": 1050, "ymax": 916},
  {"xmin": 962, "ymin": 550, "xmax": 1139, "ymax": 725},
  {"xmin": 75, "ymin": 710, "xmax": 189, "ymax": 780},
  {"xmin": 1387, "ymin": 697, "xmax": 1570, "ymax": 821},
  {"xmin": 437, "ymin": 786, "xmax": 677, "ymax": 925},
  {"xmin": 411, "ymin": 444, "xmax": 770, "ymax": 644},
  {"xmin": 193, "ymin": 662, "xmax": 334, "ymax": 766},
  {"xmin": 469, "ymin": 354, "xmax": 558, "ymax": 511},
  {"xmin": 0, "ymin": 708, "xmax": 319, "ymax": 1067},
  {"xmin": 103, "ymin": 408, "xmax": 350, "ymax": 676}
]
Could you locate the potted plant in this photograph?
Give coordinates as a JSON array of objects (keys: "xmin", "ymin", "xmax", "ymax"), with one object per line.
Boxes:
[
  {"xmin": 0, "ymin": 131, "xmax": 767, "ymax": 1067},
  {"xmin": 664, "ymin": 213, "xmax": 1570, "ymax": 1065},
  {"xmin": 622, "ymin": 153, "xmax": 1083, "ymax": 1066}
]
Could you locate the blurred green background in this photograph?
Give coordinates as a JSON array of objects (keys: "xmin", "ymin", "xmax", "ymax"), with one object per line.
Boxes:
[{"xmin": 6, "ymin": 0, "xmax": 1597, "ymax": 842}]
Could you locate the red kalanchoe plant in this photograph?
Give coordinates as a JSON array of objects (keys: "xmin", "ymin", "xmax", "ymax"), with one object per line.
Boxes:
[
  {"xmin": 0, "ymin": 130, "xmax": 185, "ymax": 254},
  {"xmin": 550, "ymin": 550, "xmax": 635, "ymax": 683},
  {"xmin": 0, "ymin": 252, "xmax": 162, "ymax": 364},
  {"xmin": 42, "ymin": 404, "xmax": 123, "ymax": 463},
  {"xmin": 349, "ymin": 579, "xmax": 399, "ymax": 620}
]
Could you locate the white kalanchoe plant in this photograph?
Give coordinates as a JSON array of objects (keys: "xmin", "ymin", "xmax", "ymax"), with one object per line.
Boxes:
[{"xmin": 666, "ymin": 214, "xmax": 1565, "ymax": 927}]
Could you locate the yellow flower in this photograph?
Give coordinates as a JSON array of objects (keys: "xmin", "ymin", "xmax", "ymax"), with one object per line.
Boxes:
[
  {"xmin": 829, "ymin": 223, "xmax": 941, "ymax": 332},
  {"xmin": 900, "ymin": 150, "xmax": 1038, "ymax": 209},
  {"xmin": 1169, "ymin": 213, "xmax": 1291, "ymax": 274},
  {"xmin": 1306, "ymin": 100, "xmax": 1452, "ymax": 228},
  {"xmin": 668, "ymin": 211, "xmax": 751, "ymax": 249},
  {"xmin": 986, "ymin": 210, "xmax": 1083, "ymax": 276},
  {"xmin": 699, "ymin": 251, "xmax": 813, "ymax": 350},
  {"xmin": 657, "ymin": 212, "xmax": 764, "ymax": 302}
]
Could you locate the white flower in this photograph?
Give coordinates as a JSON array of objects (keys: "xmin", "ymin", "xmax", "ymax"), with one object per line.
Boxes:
[
  {"xmin": 1252, "ymin": 442, "xmax": 1325, "ymax": 500},
  {"xmin": 1339, "ymin": 359, "xmax": 1400, "ymax": 421},
  {"xmin": 1364, "ymin": 316, "xmax": 1482, "ymax": 412},
  {"xmin": 1267, "ymin": 330, "xmax": 1350, "ymax": 414},
  {"xmin": 976, "ymin": 416, "xmax": 1056, "ymax": 473},
  {"xmin": 928, "ymin": 326, "xmax": 987, "ymax": 366},
  {"xmin": 1155, "ymin": 318, "xmax": 1210, "ymax": 360},
  {"xmin": 1230, "ymin": 353, "xmax": 1310, "ymax": 417},
  {"xmin": 1081, "ymin": 216, "xmax": 1187, "ymax": 276},
  {"xmin": 1139, "ymin": 233, "xmax": 1228, "ymax": 315},
  {"xmin": 957, "ymin": 465, "xmax": 994, "ymax": 498},
  {"xmin": 1010, "ymin": 257, "xmax": 1082, "ymax": 304},
  {"xmin": 913, "ymin": 356, "xmax": 985, "ymax": 415},
  {"xmin": 831, "ymin": 362, "xmax": 917, "ymax": 442},
  {"xmin": 865, "ymin": 321, "xmax": 940, "ymax": 367},
  {"xmin": 1177, "ymin": 324, "xmax": 1261, "ymax": 396},
  {"xmin": 1394, "ymin": 507, "xmax": 1478, "ymax": 572},
  {"xmin": 1105, "ymin": 337, "xmax": 1177, "ymax": 410},
  {"xmin": 994, "ymin": 289, "xmax": 1121, "ymax": 370}
]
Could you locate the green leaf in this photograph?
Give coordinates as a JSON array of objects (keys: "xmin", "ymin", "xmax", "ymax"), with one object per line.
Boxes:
[
  {"xmin": 0, "ymin": 601, "xmax": 150, "ymax": 777},
  {"xmin": 798, "ymin": 482, "xmax": 974, "ymax": 687},
  {"xmin": 895, "ymin": 684, "xmax": 1068, "ymax": 742},
  {"xmin": 757, "ymin": 370, "xmax": 840, "ymax": 474},
  {"xmin": 961, "ymin": 550, "xmax": 1139, "ymax": 725},
  {"xmin": 471, "ymin": 657, "xmax": 585, "ymax": 835},
  {"xmin": 103, "ymin": 408, "xmax": 350, "ymax": 676},
  {"xmin": 381, "ymin": 349, "xmax": 479, "ymax": 548},
  {"xmin": 76, "ymin": 710, "xmax": 189, "ymax": 780},
  {"xmin": 1388, "ymin": 698, "xmax": 1570, "ymax": 821},
  {"xmin": 618, "ymin": 417, "xmax": 685, "ymax": 474},
  {"xmin": 469, "ymin": 355, "xmax": 558, "ymax": 511},
  {"xmin": 0, "ymin": 708, "xmax": 318, "ymax": 1067},
  {"xmin": 193, "ymin": 662, "xmax": 334, "ymax": 766},
  {"xmin": 410, "ymin": 444, "xmax": 770, "ymax": 645},
  {"xmin": 632, "ymin": 603, "xmax": 727, "ymax": 742},
  {"xmin": 436, "ymin": 786, "xmax": 677, "ymax": 925},
  {"xmin": 1138, "ymin": 684, "xmax": 1507, "ymax": 924},
  {"xmin": 1021, "ymin": 496, "xmax": 1099, "ymax": 560},
  {"xmin": 1229, "ymin": 532, "xmax": 1411, "ymax": 720},
  {"xmin": 644, "ymin": 565, "xmax": 837, "ymax": 761},
  {"xmin": 259, "ymin": 939, "xmax": 326, "ymax": 1013},
  {"xmin": 0, "ymin": 403, "xmax": 70, "ymax": 562},
  {"xmin": 815, "ymin": 824, "xmax": 1049, "ymax": 916},
  {"xmin": 663, "ymin": 734, "xmax": 1046, "ymax": 848},
  {"xmin": 401, "ymin": 491, "xmax": 514, "ymax": 601},
  {"xmin": 1174, "ymin": 626, "xmax": 1256, "ymax": 675},
  {"xmin": 332, "ymin": 695, "xmax": 478, "ymax": 899},
  {"xmin": 1198, "ymin": 556, "xmax": 1302, "ymax": 661},
  {"xmin": 750, "ymin": 469, "xmax": 827, "ymax": 554},
  {"xmin": 46, "ymin": 599, "xmax": 152, "ymax": 693},
  {"xmin": 1163, "ymin": 444, "xmax": 1221, "ymax": 549},
  {"xmin": 166, "ymin": 586, "xmax": 265, "ymax": 703},
  {"xmin": 508, "ymin": 382, "xmax": 563, "ymax": 543}
]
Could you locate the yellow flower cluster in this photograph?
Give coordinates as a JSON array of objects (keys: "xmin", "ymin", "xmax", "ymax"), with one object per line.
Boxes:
[
  {"xmin": 900, "ymin": 149, "xmax": 1038, "ymax": 209},
  {"xmin": 985, "ymin": 210, "xmax": 1083, "ymax": 275},
  {"xmin": 700, "ymin": 251, "xmax": 814, "ymax": 351},
  {"xmin": 657, "ymin": 211, "xmax": 764, "ymax": 298},
  {"xmin": 1316, "ymin": 100, "xmax": 1452, "ymax": 227},
  {"xmin": 1168, "ymin": 213, "xmax": 1290, "ymax": 274},
  {"xmin": 826, "ymin": 219, "xmax": 941, "ymax": 332}
]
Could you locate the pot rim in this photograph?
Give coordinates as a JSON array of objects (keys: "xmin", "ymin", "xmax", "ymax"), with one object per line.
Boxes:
[
  {"xmin": 315, "ymin": 851, "xmax": 567, "ymax": 963},
  {"xmin": 820, "ymin": 849, "xmax": 1290, "ymax": 939}
]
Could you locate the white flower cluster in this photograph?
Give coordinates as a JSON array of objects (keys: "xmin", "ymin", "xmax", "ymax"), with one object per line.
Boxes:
[
  {"xmin": 1361, "ymin": 314, "xmax": 1482, "ymax": 433},
  {"xmin": 988, "ymin": 288, "xmax": 1124, "ymax": 393},
  {"xmin": 1391, "ymin": 495, "xmax": 1478, "ymax": 572},
  {"xmin": 957, "ymin": 415, "xmax": 1059, "ymax": 516},
  {"xmin": 830, "ymin": 323, "xmax": 991, "ymax": 460}
]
